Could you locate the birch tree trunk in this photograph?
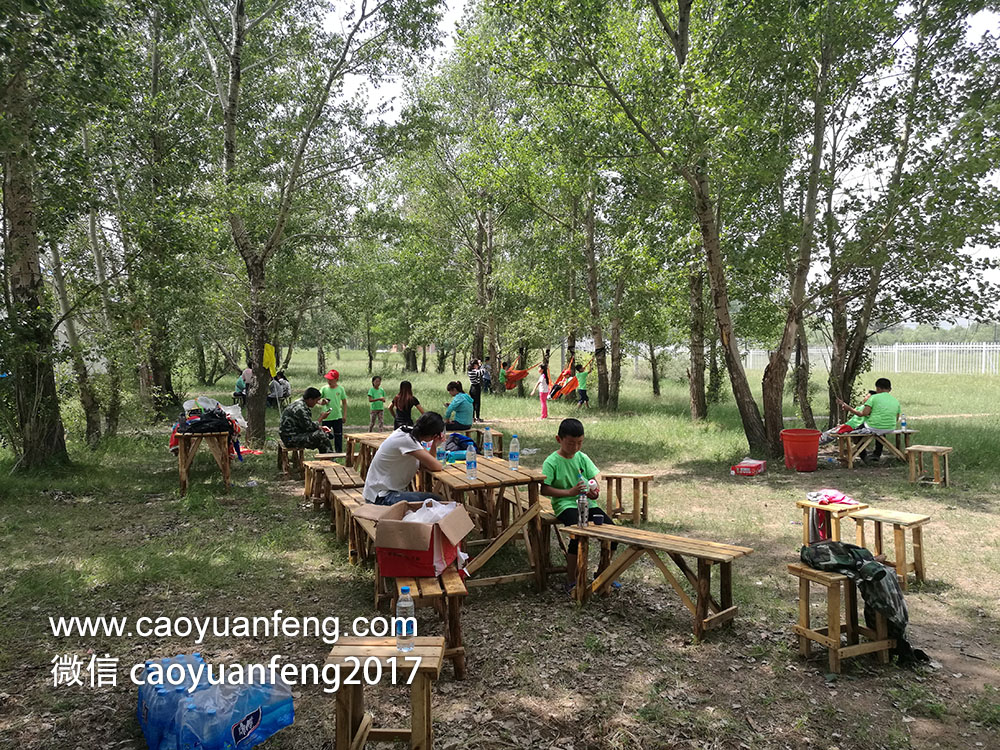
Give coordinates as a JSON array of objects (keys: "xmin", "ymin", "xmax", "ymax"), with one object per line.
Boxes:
[{"xmin": 688, "ymin": 268, "xmax": 707, "ymax": 419}]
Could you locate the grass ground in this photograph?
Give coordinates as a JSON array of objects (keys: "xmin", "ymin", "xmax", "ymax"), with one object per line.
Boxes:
[{"xmin": 1, "ymin": 349, "xmax": 999, "ymax": 749}]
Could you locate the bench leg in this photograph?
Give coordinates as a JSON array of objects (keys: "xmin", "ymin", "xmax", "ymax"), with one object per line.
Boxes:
[
  {"xmin": 641, "ymin": 480, "xmax": 649, "ymax": 522},
  {"xmin": 873, "ymin": 521, "xmax": 884, "ymax": 556},
  {"xmin": 893, "ymin": 524, "xmax": 907, "ymax": 590},
  {"xmin": 912, "ymin": 526, "xmax": 925, "ymax": 583},
  {"xmin": 694, "ymin": 559, "xmax": 711, "ymax": 641},
  {"xmin": 447, "ymin": 594, "xmax": 466, "ymax": 679},
  {"xmin": 798, "ymin": 577, "xmax": 811, "ymax": 657},
  {"xmin": 932, "ymin": 453, "xmax": 941, "ymax": 485},
  {"xmin": 845, "ymin": 580, "xmax": 859, "ymax": 646},
  {"xmin": 908, "ymin": 453, "xmax": 917, "ymax": 483},
  {"xmin": 410, "ymin": 674, "xmax": 432, "ymax": 749},
  {"xmin": 827, "ymin": 580, "xmax": 841, "ymax": 674},
  {"xmin": 631, "ymin": 478, "xmax": 640, "ymax": 524},
  {"xmin": 875, "ymin": 611, "xmax": 890, "ymax": 664},
  {"xmin": 855, "ymin": 519, "xmax": 866, "ymax": 548}
]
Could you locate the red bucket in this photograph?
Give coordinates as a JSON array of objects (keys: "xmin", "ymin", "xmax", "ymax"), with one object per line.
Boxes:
[{"xmin": 780, "ymin": 429, "xmax": 822, "ymax": 472}]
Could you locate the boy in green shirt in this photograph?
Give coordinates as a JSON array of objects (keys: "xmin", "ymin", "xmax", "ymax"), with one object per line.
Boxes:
[
  {"xmin": 368, "ymin": 376, "xmax": 386, "ymax": 431},
  {"xmin": 837, "ymin": 377, "xmax": 901, "ymax": 464},
  {"xmin": 541, "ymin": 418, "xmax": 618, "ymax": 591},
  {"xmin": 574, "ymin": 362, "xmax": 592, "ymax": 408},
  {"xmin": 320, "ymin": 368, "xmax": 347, "ymax": 453}
]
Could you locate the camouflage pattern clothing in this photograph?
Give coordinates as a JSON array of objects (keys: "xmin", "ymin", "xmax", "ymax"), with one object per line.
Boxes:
[
  {"xmin": 801, "ymin": 540, "xmax": 927, "ymax": 665},
  {"xmin": 279, "ymin": 399, "xmax": 332, "ymax": 452}
]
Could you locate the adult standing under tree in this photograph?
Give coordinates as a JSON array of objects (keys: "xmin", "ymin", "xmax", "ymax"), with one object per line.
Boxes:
[{"xmin": 467, "ymin": 358, "xmax": 486, "ymax": 421}]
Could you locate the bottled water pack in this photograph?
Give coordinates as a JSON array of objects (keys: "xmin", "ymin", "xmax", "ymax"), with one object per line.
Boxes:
[{"xmin": 137, "ymin": 653, "xmax": 293, "ymax": 750}]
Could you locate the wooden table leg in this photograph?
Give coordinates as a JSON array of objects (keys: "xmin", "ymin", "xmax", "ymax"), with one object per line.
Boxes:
[
  {"xmin": 597, "ymin": 540, "xmax": 612, "ymax": 594},
  {"xmin": 873, "ymin": 521, "xmax": 884, "ymax": 556},
  {"xmin": 855, "ymin": 519, "xmax": 866, "ymax": 548},
  {"xmin": 631, "ymin": 478, "xmax": 640, "ymax": 524},
  {"xmin": 908, "ymin": 452, "xmax": 918, "ymax": 482},
  {"xmin": 720, "ymin": 561, "xmax": 733, "ymax": 610},
  {"xmin": 410, "ymin": 674, "xmax": 432, "ymax": 749},
  {"xmin": 178, "ymin": 437, "xmax": 189, "ymax": 496},
  {"xmin": 335, "ymin": 682, "xmax": 364, "ymax": 750},
  {"xmin": 802, "ymin": 507, "xmax": 810, "ymax": 546},
  {"xmin": 932, "ymin": 453, "xmax": 941, "ymax": 485},
  {"xmin": 694, "ymin": 559, "xmax": 711, "ymax": 640},
  {"xmin": 829, "ymin": 510, "xmax": 841, "ymax": 542},
  {"xmin": 875, "ymin": 612, "xmax": 890, "ymax": 664},
  {"xmin": 641, "ymin": 480, "xmax": 649, "ymax": 522},
  {"xmin": 447, "ymin": 594, "xmax": 466, "ymax": 679},
  {"xmin": 912, "ymin": 525, "xmax": 925, "ymax": 583},
  {"xmin": 943, "ymin": 453, "xmax": 950, "ymax": 487}
]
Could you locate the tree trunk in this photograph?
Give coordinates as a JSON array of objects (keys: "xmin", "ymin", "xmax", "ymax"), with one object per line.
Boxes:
[
  {"xmin": 280, "ymin": 303, "xmax": 306, "ymax": 370},
  {"xmin": 421, "ymin": 345, "xmax": 427, "ymax": 373},
  {"xmin": 608, "ymin": 273, "xmax": 625, "ymax": 411},
  {"xmin": 244, "ymin": 256, "xmax": 269, "ymax": 444},
  {"xmin": 366, "ymin": 316, "xmax": 375, "ymax": 373},
  {"xmin": 794, "ymin": 321, "xmax": 816, "ymax": 428},
  {"xmin": 759, "ymin": 34, "xmax": 829, "ymax": 456},
  {"xmin": 707, "ymin": 330, "xmax": 722, "ymax": 404},
  {"xmin": 82, "ymin": 126, "xmax": 123, "ymax": 435},
  {"xmin": 2, "ymin": 66, "xmax": 69, "ymax": 467},
  {"xmin": 648, "ymin": 341, "xmax": 661, "ymax": 396},
  {"xmin": 49, "ymin": 240, "xmax": 102, "ymax": 446},
  {"xmin": 317, "ymin": 341, "xmax": 326, "ymax": 376},
  {"xmin": 404, "ymin": 346, "xmax": 418, "ymax": 372},
  {"xmin": 195, "ymin": 334, "xmax": 208, "ymax": 384},
  {"xmin": 451, "ymin": 347, "xmax": 457, "ymax": 374},
  {"xmin": 582, "ymin": 191, "xmax": 610, "ymax": 407},
  {"xmin": 688, "ymin": 268, "xmax": 707, "ymax": 420},
  {"xmin": 436, "ymin": 347, "xmax": 448, "ymax": 373},
  {"xmin": 685, "ymin": 165, "xmax": 768, "ymax": 454},
  {"xmin": 517, "ymin": 344, "xmax": 527, "ymax": 397}
]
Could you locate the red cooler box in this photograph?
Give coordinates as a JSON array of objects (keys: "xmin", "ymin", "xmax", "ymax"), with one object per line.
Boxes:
[
  {"xmin": 731, "ymin": 459, "xmax": 766, "ymax": 477},
  {"xmin": 352, "ymin": 501, "xmax": 475, "ymax": 577}
]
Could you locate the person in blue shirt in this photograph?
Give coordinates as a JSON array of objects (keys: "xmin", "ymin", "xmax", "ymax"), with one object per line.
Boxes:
[{"xmin": 443, "ymin": 381, "xmax": 474, "ymax": 430}]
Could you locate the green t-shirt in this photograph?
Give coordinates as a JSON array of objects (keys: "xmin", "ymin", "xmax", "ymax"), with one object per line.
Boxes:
[
  {"xmin": 368, "ymin": 386, "xmax": 386, "ymax": 411},
  {"xmin": 498, "ymin": 369, "xmax": 507, "ymax": 384},
  {"xmin": 577, "ymin": 371, "xmax": 588, "ymax": 390},
  {"xmin": 863, "ymin": 392, "xmax": 900, "ymax": 430},
  {"xmin": 320, "ymin": 384, "xmax": 347, "ymax": 420},
  {"xmin": 542, "ymin": 450, "xmax": 599, "ymax": 516},
  {"xmin": 846, "ymin": 414, "xmax": 864, "ymax": 429}
]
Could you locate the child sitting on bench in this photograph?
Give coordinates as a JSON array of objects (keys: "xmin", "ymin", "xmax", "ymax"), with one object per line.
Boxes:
[{"xmin": 541, "ymin": 418, "xmax": 617, "ymax": 593}]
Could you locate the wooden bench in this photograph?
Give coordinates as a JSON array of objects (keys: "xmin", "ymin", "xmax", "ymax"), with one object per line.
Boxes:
[
  {"xmin": 788, "ymin": 562, "xmax": 893, "ymax": 674},
  {"xmin": 302, "ymin": 458, "xmax": 353, "ymax": 508},
  {"xmin": 907, "ymin": 445, "xmax": 953, "ymax": 487},
  {"xmin": 849, "ymin": 508, "xmax": 930, "ymax": 590},
  {"xmin": 277, "ymin": 440, "xmax": 304, "ymax": 477},
  {"xmin": 393, "ymin": 566, "xmax": 468, "ymax": 679},
  {"xmin": 565, "ymin": 524, "xmax": 753, "ymax": 639},
  {"xmin": 602, "ymin": 472, "xmax": 653, "ymax": 524},
  {"xmin": 327, "ymin": 637, "xmax": 445, "ymax": 750},
  {"xmin": 836, "ymin": 428, "xmax": 918, "ymax": 468}
]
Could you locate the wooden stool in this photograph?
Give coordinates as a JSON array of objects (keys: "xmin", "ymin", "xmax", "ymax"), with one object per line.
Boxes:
[
  {"xmin": 602, "ymin": 472, "xmax": 653, "ymax": 524},
  {"xmin": 304, "ymin": 460, "xmax": 337, "ymax": 506},
  {"xmin": 316, "ymin": 452, "xmax": 348, "ymax": 462},
  {"xmin": 796, "ymin": 499, "xmax": 868, "ymax": 546},
  {"xmin": 907, "ymin": 445, "xmax": 953, "ymax": 487},
  {"xmin": 327, "ymin": 637, "xmax": 444, "ymax": 750},
  {"xmin": 788, "ymin": 563, "xmax": 893, "ymax": 674},
  {"xmin": 277, "ymin": 440, "xmax": 304, "ymax": 478},
  {"xmin": 393, "ymin": 566, "xmax": 468, "ymax": 679},
  {"xmin": 322, "ymin": 467, "xmax": 365, "ymax": 520},
  {"xmin": 849, "ymin": 508, "xmax": 930, "ymax": 590}
]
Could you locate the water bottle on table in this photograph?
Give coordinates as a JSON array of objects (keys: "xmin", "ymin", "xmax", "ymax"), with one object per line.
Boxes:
[
  {"xmin": 900, "ymin": 413, "xmax": 907, "ymax": 430},
  {"xmin": 396, "ymin": 586, "xmax": 415, "ymax": 652},
  {"xmin": 576, "ymin": 470, "xmax": 589, "ymax": 528},
  {"xmin": 483, "ymin": 426, "xmax": 494, "ymax": 459},
  {"xmin": 508, "ymin": 434, "xmax": 520, "ymax": 470},
  {"xmin": 436, "ymin": 441, "xmax": 446, "ymax": 464},
  {"xmin": 465, "ymin": 444, "xmax": 477, "ymax": 480}
]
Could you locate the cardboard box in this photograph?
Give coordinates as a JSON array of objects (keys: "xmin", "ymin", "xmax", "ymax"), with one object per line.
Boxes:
[
  {"xmin": 352, "ymin": 501, "xmax": 475, "ymax": 577},
  {"xmin": 730, "ymin": 459, "xmax": 766, "ymax": 477}
]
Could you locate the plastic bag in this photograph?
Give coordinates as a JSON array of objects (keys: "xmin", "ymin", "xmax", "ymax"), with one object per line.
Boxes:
[{"xmin": 402, "ymin": 500, "xmax": 457, "ymax": 524}]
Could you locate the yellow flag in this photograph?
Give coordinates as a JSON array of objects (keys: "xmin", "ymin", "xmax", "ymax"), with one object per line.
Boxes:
[{"xmin": 263, "ymin": 344, "xmax": 277, "ymax": 377}]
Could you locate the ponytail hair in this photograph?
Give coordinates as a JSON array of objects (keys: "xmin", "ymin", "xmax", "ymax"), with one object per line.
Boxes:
[
  {"xmin": 403, "ymin": 411, "xmax": 445, "ymax": 441},
  {"xmin": 447, "ymin": 381, "xmax": 464, "ymax": 393}
]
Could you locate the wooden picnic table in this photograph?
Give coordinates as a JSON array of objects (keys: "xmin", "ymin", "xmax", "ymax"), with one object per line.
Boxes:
[
  {"xmin": 344, "ymin": 432, "xmax": 387, "ymax": 476},
  {"xmin": 176, "ymin": 431, "xmax": 230, "ymax": 496},
  {"xmin": 423, "ymin": 456, "xmax": 548, "ymax": 590},
  {"xmin": 564, "ymin": 523, "xmax": 754, "ymax": 639},
  {"xmin": 836, "ymin": 428, "xmax": 918, "ymax": 468},
  {"xmin": 796, "ymin": 499, "xmax": 869, "ymax": 545}
]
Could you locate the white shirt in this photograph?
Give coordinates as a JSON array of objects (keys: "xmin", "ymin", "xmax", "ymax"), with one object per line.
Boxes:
[
  {"xmin": 362, "ymin": 428, "xmax": 423, "ymax": 502},
  {"xmin": 537, "ymin": 375, "xmax": 549, "ymax": 394}
]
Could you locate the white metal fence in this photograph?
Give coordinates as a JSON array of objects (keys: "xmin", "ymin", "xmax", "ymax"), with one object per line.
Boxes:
[{"xmin": 742, "ymin": 342, "xmax": 1000, "ymax": 375}]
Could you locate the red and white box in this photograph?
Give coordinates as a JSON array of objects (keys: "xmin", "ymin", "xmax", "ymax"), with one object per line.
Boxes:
[{"xmin": 730, "ymin": 459, "xmax": 767, "ymax": 477}]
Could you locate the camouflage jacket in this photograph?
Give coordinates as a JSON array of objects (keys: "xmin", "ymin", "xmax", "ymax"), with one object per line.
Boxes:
[
  {"xmin": 279, "ymin": 399, "xmax": 320, "ymax": 441},
  {"xmin": 801, "ymin": 540, "xmax": 908, "ymax": 631}
]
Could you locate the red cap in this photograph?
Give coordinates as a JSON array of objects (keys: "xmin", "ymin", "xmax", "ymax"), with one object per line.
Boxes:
[{"xmin": 324, "ymin": 368, "xmax": 339, "ymax": 381}]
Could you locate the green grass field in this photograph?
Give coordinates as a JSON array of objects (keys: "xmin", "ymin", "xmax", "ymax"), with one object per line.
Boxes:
[{"xmin": 1, "ymin": 350, "xmax": 998, "ymax": 749}]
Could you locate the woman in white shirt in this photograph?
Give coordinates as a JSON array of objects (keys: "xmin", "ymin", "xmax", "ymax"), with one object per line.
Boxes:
[
  {"xmin": 529, "ymin": 365, "xmax": 550, "ymax": 420},
  {"xmin": 363, "ymin": 412, "xmax": 447, "ymax": 505}
]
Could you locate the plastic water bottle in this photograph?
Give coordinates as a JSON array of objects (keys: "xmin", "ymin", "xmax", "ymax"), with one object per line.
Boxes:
[
  {"xmin": 483, "ymin": 427, "xmax": 494, "ymax": 459},
  {"xmin": 466, "ymin": 445, "xmax": 477, "ymax": 480},
  {"xmin": 396, "ymin": 586, "xmax": 415, "ymax": 652},
  {"xmin": 436, "ymin": 441, "xmax": 446, "ymax": 464},
  {"xmin": 900, "ymin": 413, "xmax": 907, "ymax": 430},
  {"xmin": 576, "ymin": 471, "xmax": 589, "ymax": 528},
  {"xmin": 508, "ymin": 434, "xmax": 520, "ymax": 470}
]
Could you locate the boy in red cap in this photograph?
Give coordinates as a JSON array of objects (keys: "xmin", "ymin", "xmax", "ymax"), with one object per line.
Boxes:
[{"xmin": 320, "ymin": 368, "xmax": 347, "ymax": 453}]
